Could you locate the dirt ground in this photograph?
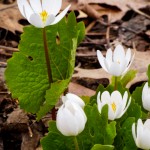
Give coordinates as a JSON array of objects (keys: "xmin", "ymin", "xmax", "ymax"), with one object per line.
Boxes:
[{"xmin": 0, "ymin": 0, "xmax": 150, "ymax": 149}]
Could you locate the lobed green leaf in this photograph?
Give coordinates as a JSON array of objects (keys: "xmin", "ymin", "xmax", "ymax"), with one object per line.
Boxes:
[{"xmin": 5, "ymin": 12, "xmax": 85, "ymax": 117}]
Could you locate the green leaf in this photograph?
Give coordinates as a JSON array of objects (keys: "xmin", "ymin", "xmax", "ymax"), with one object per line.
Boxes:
[
  {"xmin": 37, "ymin": 79, "xmax": 70, "ymax": 119},
  {"xmin": 5, "ymin": 12, "xmax": 85, "ymax": 116},
  {"xmin": 120, "ymin": 70, "xmax": 137, "ymax": 87},
  {"xmin": 114, "ymin": 117, "xmax": 137, "ymax": 150},
  {"xmin": 104, "ymin": 121, "xmax": 116, "ymax": 145},
  {"xmin": 91, "ymin": 144, "xmax": 114, "ymax": 150},
  {"xmin": 132, "ymin": 85, "xmax": 148, "ymax": 119},
  {"xmin": 147, "ymin": 64, "xmax": 150, "ymax": 86},
  {"xmin": 80, "ymin": 105, "xmax": 116, "ymax": 146},
  {"xmin": 121, "ymin": 117, "xmax": 137, "ymax": 150}
]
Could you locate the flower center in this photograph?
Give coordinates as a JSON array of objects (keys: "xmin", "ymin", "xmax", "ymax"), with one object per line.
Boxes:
[
  {"xmin": 117, "ymin": 59, "xmax": 120, "ymax": 64},
  {"xmin": 40, "ymin": 10, "xmax": 48, "ymax": 23},
  {"xmin": 111, "ymin": 102, "xmax": 116, "ymax": 112}
]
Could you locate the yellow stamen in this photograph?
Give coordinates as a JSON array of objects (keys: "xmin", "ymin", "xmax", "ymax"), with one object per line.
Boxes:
[
  {"xmin": 117, "ymin": 60, "xmax": 120, "ymax": 64},
  {"xmin": 40, "ymin": 10, "xmax": 48, "ymax": 23},
  {"xmin": 111, "ymin": 102, "xmax": 116, "ymax": 112}
]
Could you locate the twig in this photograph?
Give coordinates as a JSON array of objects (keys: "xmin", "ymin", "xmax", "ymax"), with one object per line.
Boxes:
[
  {"xmin": 127, "ymin": 4, "xmax": 150, "ymax": 20},
  {"xmin": 0, "ymin": 62, "xmax": 7, "ymax": 66},
  {"xmin": 85, "ymin": 21, "xmax": 96, "ymax": 34},
  {"xmin": 106, "ymin": 14, "xmax": 111, "ymax": 49},
  {"xmin": 0, "ymin": 45, "xmax": 19, "ymax": 52}
]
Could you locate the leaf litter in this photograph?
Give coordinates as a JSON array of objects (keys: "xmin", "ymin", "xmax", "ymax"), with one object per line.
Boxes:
[{"xmin": 0, "ymin": 0, "xmax": 150, "ymax": 149}]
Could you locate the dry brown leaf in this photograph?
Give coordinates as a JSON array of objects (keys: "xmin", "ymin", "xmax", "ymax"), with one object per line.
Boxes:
[
  {"xmin": 78, "ymin": 0, "xmax": 150, "ymax": 12},
  {"xmin": 64, "ymin": 0, "xmax": 150, "ymax": 23},
  {"xmin": 0, "ymin": 3, "xmax": 23, "ymax": 33},
  {"xmin": 69, "ymin": 82, "xmax": 95, "ymax": 96}
]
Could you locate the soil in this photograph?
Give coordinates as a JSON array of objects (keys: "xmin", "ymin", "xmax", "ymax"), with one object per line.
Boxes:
[{"xmin": 0, "ymin": 1, "xmax": 150, "ymax": 149}]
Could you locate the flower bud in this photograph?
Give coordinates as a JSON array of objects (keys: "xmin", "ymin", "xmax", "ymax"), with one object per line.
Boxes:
[
  {"xmin": 132, "ymin": 119, "xmax": 150, "ymax": 149},
  {"xmin": 142, "ymin": 82, "xmax": 150, "ymax": 111},
  {"xmin": 62, "ymin": 93, "xmax": 85, "ymax": 108},
  {"xmin": 56, "ymin": 96, "xmax": 87, "ymax": 136}
]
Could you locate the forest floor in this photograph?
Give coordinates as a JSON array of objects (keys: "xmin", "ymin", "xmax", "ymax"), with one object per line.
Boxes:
[{"xmin": 0, "ymin": 0, "xmax": 150, "ymax": 149}]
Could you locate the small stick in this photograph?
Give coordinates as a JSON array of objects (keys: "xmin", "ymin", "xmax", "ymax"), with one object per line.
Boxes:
[
  {"xmin": 127, "ymin": 4, "xmax": 150, "ymax": 20},
  {"xmin": 0, "ymin": 45, "xmax": 19, "ymax": 52}
]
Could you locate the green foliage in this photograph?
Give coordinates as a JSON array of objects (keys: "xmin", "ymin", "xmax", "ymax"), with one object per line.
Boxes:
[
  {"xmin": 114, "ymin": 117, "xmax": 137, "ymax": 150},
  {"xmin": 120, "ymin": 70, "xmax": 137, "ymax": 87},
  {"xmin": 5, "ymin": 12, "xmax": 85, "ymax": 118},
  {"xmin": 132, "ymin": 84, "xmax": 148, "ymax": 119},
  {"xmin": 147, "ymin": 64, "xmax": 150, "ymax": 86},
  {"xmin": 91, "ymin": 144, "xmax": 114, "ymax": 150}
]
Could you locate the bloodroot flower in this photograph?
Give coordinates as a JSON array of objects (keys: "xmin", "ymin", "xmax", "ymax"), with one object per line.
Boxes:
[
  {"xmin": 62, "ymin": 93, "xmax": 85, "ymax": 108},
  {"xmin": 56, "ymin": 94, "xmax": 87, "ymax": 136},
  {"xmin": 97, "ymin": 90, "xmax": 131, "ymax": 120},
  {"xmin": 132, "ymin": 119, "xmax": 150, "ymax": 149},
  {"xmin": 142, "ymin": 82, "xmax": 150, "ymax": 111},
  {"xmin": 97, "ymin": 44, "xmax": 135, "ymax": 76},
  {"xmin": 17, "ymin": 0, "xmax": 71, "ymax": 28}
]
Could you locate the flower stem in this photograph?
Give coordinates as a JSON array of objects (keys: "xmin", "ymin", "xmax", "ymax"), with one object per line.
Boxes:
[
  {"xmin": 114, "ymin": 76, "xmax": 117, "ymax": 90},
  {"xmin": 73, "ymin": 136, "xmax": 79, "ymax": 150},
  {"xmin": 43, "ymin": 27, "xmax": 56, "ymax": 120},
  {"xmin": 43, "ymin": 27, "xmax": 53, "ymax": 85}
]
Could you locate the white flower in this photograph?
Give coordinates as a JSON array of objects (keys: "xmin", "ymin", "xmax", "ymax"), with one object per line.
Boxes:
[
  {"xmin": 142, "ymin": 82, "xmax": 150, "ymax": 111},
  {"xmin": 56, "ymin": 97, "xmax": 87, "ymax": 136},
  {"xmin": 97, "ymin": 90, "xmax": 131, "ymax": 120},
  {"xmin": 132, "ymin": 119, "xmax": 150, "ymax": 149},
  {"xmin": 97, "ymin": 44, "xmax": 135, "ymax": 76},
  {"xmin": 62, "ymin": 93, "xmax": 85, "ymax": 108},
  {"xmin": 17, "ymin": 0, "xmax": 71, "ymax": 28}
]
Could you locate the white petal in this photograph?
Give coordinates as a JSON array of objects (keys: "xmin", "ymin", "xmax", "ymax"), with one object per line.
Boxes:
[
  {"xmin": 144, "ymin": 119, "xmax": 150, "ymax": 129},
  {"xmin": 45, "ymin": 15, "xmax": 55, "ymax": 27},
  {"xmin": 132, "ymin": 123, "xmax": 137, "ymax": 145},
  {"xmin": 97, "ymin": 50, "xmax": 108, "ymax": 72},
  {"xmin": 97, "ymin": 92, "xmax": 102, "ymax": 113},
  {"xmin": 119, "ymin": 60, "xmax": 127, "ymax": 74},
  {"xmin": 74, "ymin": 105, "xmax": 87, "ymax": 134},
  {"xmin": 118, "ymin": 97, "xmax": 131, "ymax": 118},
  {"xmin": 29, "ymin": 13, "xmax": 44, "ymax": 28},
  {"xmin": 29, "ymin": 0, "xmax": 42, "ymax": 13},
  {"xmin": 138, "ymin": 128, "xmax": 150, "ymax": 149},
  {"xmin": 65, "ymin": 93, "xmax": 85, "ymax": 108},
  {"xmin": 51, "ymin": 5, "xmax": 71, "ymax": 25},
  {"xmin": 42, "ymin": 0, "xmax": 62, "ymax": 16},
  {"xmin": 137, "ymin": 119, "xmax": 144, "ymax": 147},
  {"xmin": 101, "ymin": 91, "xmax": 110, "ymax": 104},
  {"xmin": 111, "ymin": 91, "xmax": 122, "ymax": 105},
  {"xmin": 123, "ymin": 51, "xmax": 135, "ymax": 74},
  {"xmin": 108, "ymin": 104, "xmax": 115, "ymax": 120},
  {"xmin": 17, "ymin": 0, "xmax": 33, "ymax": 20},
  {"xmin": 109, "ymin": 62, "xmax": 122, "ymax": 76},
  {"xmin": 113, "ymin": 44, "xmax": 125, "ymax": 63},
  {"xmin": 125, "ymin": 48, "xmax": 131, "ymax": 65},
  {"xmin": 106, "ymin": 48, "xmax": 113, "ymax": 67},
  {"xmin": 121, "ymin": 92, "xmax": 129, "ymax": 110},
  {"xmin": 142, "ymin": 82, "xmax": 150, "ymax": 111}
]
